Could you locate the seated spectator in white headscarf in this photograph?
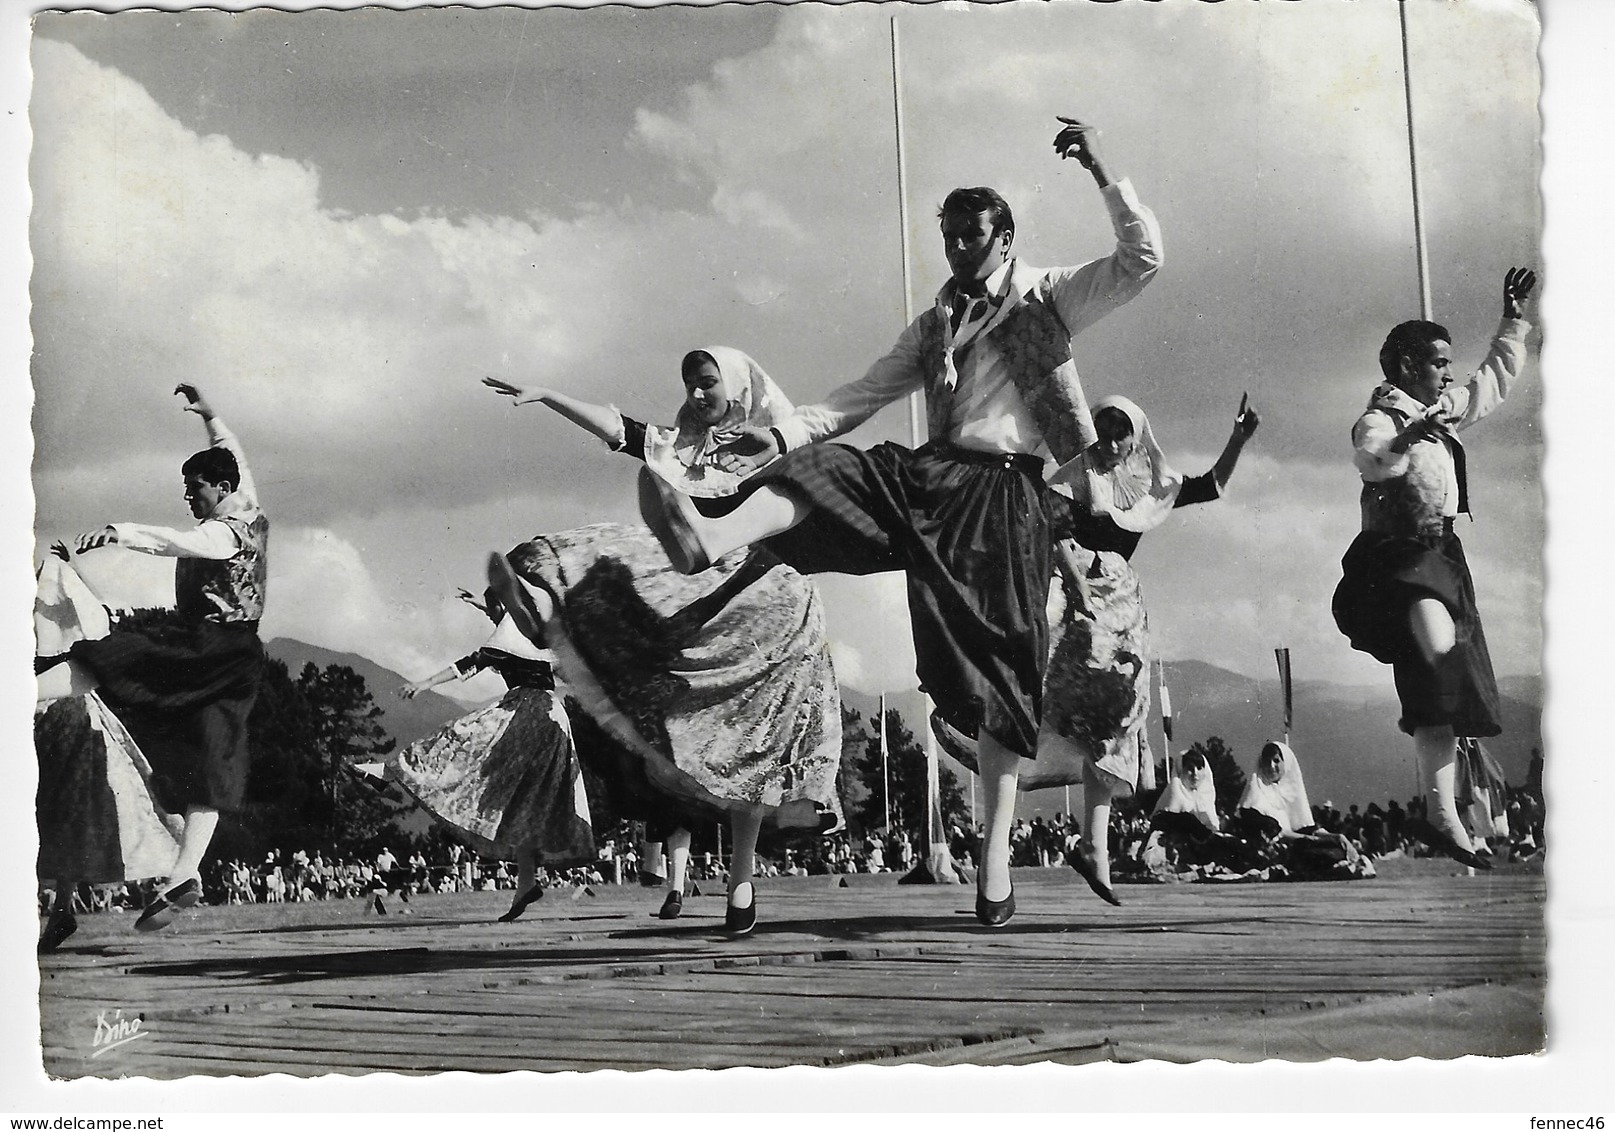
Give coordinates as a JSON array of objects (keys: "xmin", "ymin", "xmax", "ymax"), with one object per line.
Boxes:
[{"xmin": 1152, "ymin": 751, "xmax": 1220, "ymax": 831}]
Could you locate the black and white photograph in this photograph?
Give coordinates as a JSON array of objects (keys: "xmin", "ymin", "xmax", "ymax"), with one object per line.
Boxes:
[{"xmin": 4, "ymin": 0, "xmax": 1609, "ymax": 1113}]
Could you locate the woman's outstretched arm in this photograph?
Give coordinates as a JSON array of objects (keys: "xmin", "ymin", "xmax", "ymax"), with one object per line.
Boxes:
[{"xmin": 482, "ymin": 377, "xmax": 627, "ymax": 446}]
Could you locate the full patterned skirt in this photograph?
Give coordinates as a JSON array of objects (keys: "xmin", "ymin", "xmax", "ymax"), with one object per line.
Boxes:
[
  {"xmin": 387, "ymin": 686, "xmax": 594, "ymax": 864},
  {"xmin": 935, "ymin": 541, "xmax": 1156, "ymax": 794},
  {"xmin": 507, "ymin": 523, "xmax": 843, "ymax": 832}
]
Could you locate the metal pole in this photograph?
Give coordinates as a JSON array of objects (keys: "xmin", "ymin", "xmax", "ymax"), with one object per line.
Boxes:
[
  {"xmin": 1401, "ymin": 0, "xmax": 1431, "ymax": 806},
  {"xmin": 1399, "ymin": 0, "xmax": 1434, "ymax": 320},
  {"xmin": 892, "ymin": 17, "xmax": 955, "ymax": 884},
  {"xmin": 880, "ymin": 693, "xmax": 892, "ymax": 834},
  {"xmin": 891, "ymin": 18, "xmax": 920, "ymax": 425}
]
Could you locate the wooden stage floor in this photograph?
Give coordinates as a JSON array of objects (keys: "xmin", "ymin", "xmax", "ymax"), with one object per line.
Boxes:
[{"xmin": 35, "ymin": 858, "xmax": 1545, "ymax": 1078}]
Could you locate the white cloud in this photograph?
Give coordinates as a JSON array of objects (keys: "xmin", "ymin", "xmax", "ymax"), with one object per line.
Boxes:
[
  {"xmin": 262, "ymin": 525, "xmax": 493, "ymax": 689},
  {"xmin": 27, "ymin": 4, "xmax": 1543, "ymax": 694}
]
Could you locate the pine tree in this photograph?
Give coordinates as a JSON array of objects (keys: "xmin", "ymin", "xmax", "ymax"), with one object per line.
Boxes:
[{"xmin": 847, "ymin": 707, "xmax": 966, "ymax": 838}]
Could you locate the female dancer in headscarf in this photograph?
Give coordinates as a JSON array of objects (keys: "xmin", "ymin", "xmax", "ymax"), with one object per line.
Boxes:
[
  {"xmin": 481, "ymin": 347, "xmax": 843, "ymax": 936},
  {"xmin": 35, "ymin": 555, "xmax": 183, "ymax": 952},
  {"xmin": 384, "ymin": 587, "xmax": 595, "ymax": 923},
  {"xmin": 934, "ymin": 393, "xmax": 1258, "ymax": 905}
]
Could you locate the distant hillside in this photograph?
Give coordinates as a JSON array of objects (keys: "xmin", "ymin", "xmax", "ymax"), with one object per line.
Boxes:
[
  {"xmin": 269, "ymin": 639, "xmax": 1541, "ymax": 817},
  {"xmin": 265, "ymin": 638, "xmax": 468, "ymax": 749},
  {"xmin": 1040, "ymin": 658, "xmax": 1542, "ymax": 812}
]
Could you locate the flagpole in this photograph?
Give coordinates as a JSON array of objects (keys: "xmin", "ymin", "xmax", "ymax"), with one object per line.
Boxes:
[
  {"xmin": 880, "ymin": 693, "xmax": 892, "ymax": 834},
  {"xmin": 1399, "ymin": 0, "xmax": 1433, "ymax": 320},
  {"xmin": 891, "ymin": 16, "xmax": 956, "ymax": 885},
  {"xmin": 1159, "ymin": 660, "xmax": 1174, "ymax": 784},
  {"xmin": 1400, "ymin": 0, "xmax": 1431, "ymax": 805},
  {"xmin": 1275, "ymin": 646, "xmax": 1293, "ymax": 748}
]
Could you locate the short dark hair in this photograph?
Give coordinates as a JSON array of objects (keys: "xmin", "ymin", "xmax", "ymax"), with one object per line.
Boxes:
[
  {"xmin": 939, "ymin": 187, "xmax": 1015, "ymax": 240},
  {"xmin": 181, "ymin": 447, "xmax": 240, "ymax": 492},
  {"xmin": 1182, "ymin": 751, "xmax": 1208, "ymax": 774},
  {"xmin": 680, "ymin": 349, "xmax": 716, "ymax": 379},
  {"xmin": 1378, "ymin": 320, "xmax": 1452, "ymax": 382}
]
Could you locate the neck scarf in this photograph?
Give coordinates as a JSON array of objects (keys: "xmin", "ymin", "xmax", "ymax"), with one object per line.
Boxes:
[
  {"xmin": 1050, "ymin": 394, "xmax": 1184, "ymax": 533},
  {"xmin": 1238, "ymin": 741, "xmax": 1313, "ymax": 834},
  {"xmin": 642, "ymin": 346, "xmax": 795, "ymax": 499}
]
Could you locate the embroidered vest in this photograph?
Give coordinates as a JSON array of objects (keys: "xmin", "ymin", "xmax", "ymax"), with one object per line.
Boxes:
[
  {"xmin": 175, "ymin": 511, "xmax": 269, "ymax": 624},
  {"xmin": 915, "ymin": 275, "xmax": 1097, "ymax": 464},
  {"xmin": 1357, "ymin": 406, "xmax": 1469, "ymax": 537}
]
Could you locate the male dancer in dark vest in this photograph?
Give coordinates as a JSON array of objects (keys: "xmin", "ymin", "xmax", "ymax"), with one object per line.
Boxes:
[
  {"xmin": 1332, "ymin": 268, "xmax": 1536, "ymax": 869},
  {"xmin": 621, "ymin": 117, "xmax": 1162, "ymax": 926},
  {"xmin": 40, "ymin": 384, "xmax": 269, "ymax": 931}
]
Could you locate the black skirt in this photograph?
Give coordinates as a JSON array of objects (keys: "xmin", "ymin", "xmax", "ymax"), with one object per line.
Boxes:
[
  {"xmin": 747, "ymin": 441, "xmax": 1051, "ymax": 760},
  {"xmin": 1332, "ymin": 526, "xmax": 1501, "ymax": 737},
  {"xmin": 69, "ymin": 620, "xmax": 265, "ymax": 811}
]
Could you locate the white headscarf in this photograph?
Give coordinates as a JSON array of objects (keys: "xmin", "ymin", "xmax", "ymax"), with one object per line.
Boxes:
[
  {"xmin": 1238, "ymin": 741, "xmax": 1314, "ymax": 834},
  {"xmin": 1153, "ymin": 754, "xmax": 1220, "ymax": 831},
  {"xmin": 642, "ymin": 346, "xmax": 796, "ymax": 499},
  {"xmin": 1049, "ymin": 394, "xmax": 1184, "ymax": 533}
]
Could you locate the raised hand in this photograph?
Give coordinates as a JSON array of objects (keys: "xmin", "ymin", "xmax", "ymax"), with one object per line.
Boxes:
[
  {"xmin": 175, "ymin": 383, "xmax": 213, "ymax": 418},
  {"xmin": 482, "ymin": 376, "xmax": 540, "ymax": 404},
  {"xmin": 1053, "ymin": 117, "xmax": 1101, "ymax": 166},
  {"xmin": 1233, "ymin": 392, "xmax": 1261, "ymax": 440},
  {"xmin": 1503, "ymin": 267, "xmax": 1537, "ymax": 320}
]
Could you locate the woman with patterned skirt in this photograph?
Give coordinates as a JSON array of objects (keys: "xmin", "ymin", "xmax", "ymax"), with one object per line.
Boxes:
[
  {"xmin": 386, "ymin": 594, "xmax": 595, "ymax": 922},
  {"xmin": 35, "ymin": 558, "xmax": 183, "ymax": 952},
  {"xmin": 935, "ymin": 393, "xmax": 1258, "ymax": 905},
  {"xmin": 482, "ymin": 347, "xmax": 843, "ymax": 935}
]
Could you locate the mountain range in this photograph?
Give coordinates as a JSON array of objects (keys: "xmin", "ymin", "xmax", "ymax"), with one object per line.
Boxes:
[{"xmin": 271, "ymin": 638, "xmax": 1542, "ymax": 820}]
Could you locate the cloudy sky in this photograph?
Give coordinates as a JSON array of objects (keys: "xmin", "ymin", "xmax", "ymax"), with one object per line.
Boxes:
[
  {"xmin": 20, "ymin": 0, "xmax": 1547, "ymax": 705},
  {"xmin": 6, "ymin": 0, "xmax": 1615, "ymax": 1110}
]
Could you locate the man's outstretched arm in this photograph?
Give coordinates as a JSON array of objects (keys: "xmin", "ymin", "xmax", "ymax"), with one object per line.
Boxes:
[{"xmin": 1044, "ymin": 118, "xmax": 1164, "ymax": 338}]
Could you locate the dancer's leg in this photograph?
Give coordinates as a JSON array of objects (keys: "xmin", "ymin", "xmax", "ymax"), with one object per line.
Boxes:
[
  {"xmin": 169, "ymin": 806, "xmax": 219, "ymax": 885},
  {"xmin": 1080, "ymin": 760, "xmax": 1121, "ymax": 889},
  {"xmin": 691, "ymin": 487, "xmax": 808, "ymax": 562},
  {"xmin": 35, "ymin": 658, "xmax": 98, "ymax": 702},
  {"xmin": 515, "ymin": 847, "xmax": 538, "ymax": 898},
  {"xmin": 975, "ymin": 734, "xmax": 1022, "ymax": 903},
  {"xmin": 1408, "ymin": 597, "xmax": 1457, "ymax": 662},
  {"xmin": 1405, "ymin": 598, "xmax": 1475, "ymax": 854},
  {"xmin": 498, "ymin": 846, "xmax": 545, "ymax": 921},
  {"xmin": 726, "ymin": 809, "xmax": 763, "ymax": 907},
  {"xmin": 642, "ymin": 477, "xmax": 810, "ymax": 568},
  {"xmin": 1416, "ymin": 724, "xmax": 1475, "ymax": 853},
  {"xmin": 640, "ymin": 841, "xmax": 666, "ymax": 886},
  {"xmin": 665, "ymin": 828, "xmax": 692, "ymax": 894},
  {"xmin": 38, "ymin": 879, "xmax": 80, "ymax": 952}
]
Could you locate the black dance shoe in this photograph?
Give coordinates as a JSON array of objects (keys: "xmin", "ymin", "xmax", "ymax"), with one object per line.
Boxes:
[
  {"xmin": 724, "ymin": 882, "xmax": 756, "ymax": 937},
  {"xmin": 38, "ymin": 910, "xmax": 77, "ymax": 954},
  {"xmin": 974, "ymin": 885, "xmax": 1016, "ymax": 928},
  {"xmin": 486, "ymin": 553, "xmax": 550, "ymax": 649},
  {"xmin": 657, "ymin": 890, "xmax": 683, "ymax": 920},
  {"xmin": 1416, "ymin": 819, "xmax": 1494, "ymax": 871},
  {"xmin": 637, "ymin": 467, "xmax": 712, "ymax": 575},
  {"xmin": 1066, "ymin": 844, "xmax": 1122, "ymax": 907},
  {"xmin": 135, "ymin": 877, "xmax": 202, "ymax": 933},
  {"xmin": 498, "ymin": 885, "xmax": 544, "ymax": 923}
]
